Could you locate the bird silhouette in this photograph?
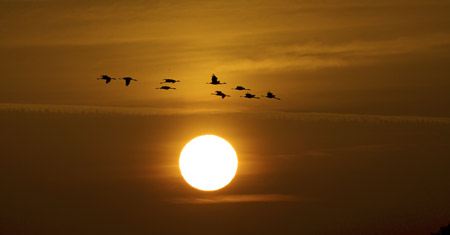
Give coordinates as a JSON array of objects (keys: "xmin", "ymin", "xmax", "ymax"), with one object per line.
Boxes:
[
  {"xmin": 97, "ymin": 75, "xmax": 115, "ymax": 84},
  {"xmin": 212, "ymin": 91, "xmax": 230, "ymax": 99},
  {"xmin": 161, "ymin": 78, "xmax": 180, "ymax": 84},
  {"xmin": 207, "ymin": 74, "xmax": 226, "ymax": 85},
  {"xmin": 263, "ymin": 91, "xmax": 280, "ymax": 100},
  {"xmin": 241, "ymin": 92, "xmax": 260, "ymax": 99},
  {"xmin": 232, "ymin": 86, "xmax": 250, "ymax": 91},
  {"xmin": 156, "ymin": 86, "xmax": 176, "ymax": 90},
  {"xmin": 120, "ymin": 77, "xmax": 137, "ymax": 86}
]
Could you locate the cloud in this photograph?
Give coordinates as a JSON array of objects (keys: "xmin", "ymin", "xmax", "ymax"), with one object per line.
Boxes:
[
  {"xmin": 256, "ymin": 111, "xmax": 450, "ymax": 125},
  {"xmin": 168, "ymin": 194, "xmax": 300, "ymax": 204},
  {"xmin": 271, "ymin": 34, "xmax": 450, "ymax": 57},
  {"xmin": 0, "ymin": 103, "xmax": 235, "ymax": 116},
  {"xmin": 2, "ymin": 103, "xmax": 450, "ymax": 125},
  {"xmin": 217, "ymin": 33, "xmax": 450, "ymax": 71}
]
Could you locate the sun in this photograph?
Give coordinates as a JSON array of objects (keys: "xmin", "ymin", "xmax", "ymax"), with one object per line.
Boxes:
[{"xmin": 179, "ymin": 135, "xmax": 238, "ymax": 191}]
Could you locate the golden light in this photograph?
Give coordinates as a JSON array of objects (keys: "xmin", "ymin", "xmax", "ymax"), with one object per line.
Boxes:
[{"xmin": 179, "ymin": 135, "xmax": 238, "ymax": 191}]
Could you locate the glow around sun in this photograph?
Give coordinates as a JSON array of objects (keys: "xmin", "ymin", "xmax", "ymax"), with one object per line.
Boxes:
[{"xmin": 179, "ymin": 135, "xmax": 238, "ymax": 191}]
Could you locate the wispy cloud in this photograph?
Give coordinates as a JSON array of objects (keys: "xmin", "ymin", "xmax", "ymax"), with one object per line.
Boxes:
[
  {"xmin": 169, "ymin": 194, "xmax": 300, "ymax": 204},
  {"xmin": 217, "ymin": 33, "xmax": 450, "ymax": 71},
  {"xmin": 257, "ymin": 111, "xmax": 450, "ymax": 125},
  {"xmin": 0, "ymin": 103, "xmax": 235, "ymax": 116},
  {"xmin": 2, "ymin": 103, "xmax": 450, "ymax": 125}
]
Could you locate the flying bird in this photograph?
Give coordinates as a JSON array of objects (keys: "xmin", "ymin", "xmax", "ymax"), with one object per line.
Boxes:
[
  {"xmin": 241, "ymin": 92, "xmax": 260, "ymax": 99},
  {"xmin": 263, "ymin": 91, "xmax": 280, "ymax": 100},
  {"xmin": 156, "ymin": 86, "xmax": 176, "ymax": 90},
  {"xmin": 212, "ymin": 91, "xmax": 230, "ymax": 99},
  {"xmin": 120, "ymin": 77, "xmax": 138, "ymax": 86},
  {"xmin": 161, "ymin": 78, "xmax": 180, "ymax": 84},
  {"xmin": 232, "ymin": 86, "xmax": 250, "ymax": 91},
  {"xmin": 97, "ymin": 75, "xmax": 115, "ymax": 84},
  {"xmin": 207, "ymin": 74, "xmax": 226, "ymax": 85}
]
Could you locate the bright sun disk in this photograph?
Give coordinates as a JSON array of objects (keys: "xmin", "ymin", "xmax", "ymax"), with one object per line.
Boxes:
[{"xmin": 179, "ymin": 135, "xmax": 238, "ymax": 191}]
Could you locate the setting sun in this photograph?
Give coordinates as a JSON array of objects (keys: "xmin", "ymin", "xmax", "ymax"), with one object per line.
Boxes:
[{"xmin": 179, "ymin": 135, "xmax": 238, "ymax": 191}]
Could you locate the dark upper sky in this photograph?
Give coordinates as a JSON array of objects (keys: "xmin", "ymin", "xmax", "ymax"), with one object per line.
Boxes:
[{"xmin": 1, "ymin": 0, "xmax": 450, "ymax": 234}]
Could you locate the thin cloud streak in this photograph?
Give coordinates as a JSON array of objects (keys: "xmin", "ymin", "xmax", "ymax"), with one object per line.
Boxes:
[
  {"xmin": 218, "ymin": 33, "xmax": 450, "ymax": 71},
  {"xmin": 2, "ymin": 103, "xmax": 450, "ymax": 125},
  {"xmin": 169, "ymin": 194, "xmax": 300, "ymax": 204},
  {"xmin": 0, "ymin": 103, "xmax": 236, "ymax": 116},
  {"xmin": 260, "ymin": 111, "xmax": 450, "ymax": 125}
]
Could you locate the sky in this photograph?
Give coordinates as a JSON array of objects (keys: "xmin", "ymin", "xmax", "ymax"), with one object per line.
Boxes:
[{"xmin": 1, "ymin": 0, "xmax": 450, "ymax": 234}]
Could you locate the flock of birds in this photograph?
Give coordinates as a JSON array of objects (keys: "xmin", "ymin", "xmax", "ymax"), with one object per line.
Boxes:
[{"xmin": 97, "ymin": 74, "xmax": 280, "ymax": 100}]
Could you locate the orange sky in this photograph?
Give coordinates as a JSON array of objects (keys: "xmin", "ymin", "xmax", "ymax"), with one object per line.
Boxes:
[
  {"xmin": 2, "ymin": 0, "xmax": 450, "ymax": 114},
  {"xmin": 1, "ymin": 0, "xmax": 450, "ymax": 234}
]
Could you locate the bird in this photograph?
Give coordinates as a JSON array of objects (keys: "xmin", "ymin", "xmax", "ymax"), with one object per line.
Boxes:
[
  {"xmin": 232, "ymin": 86, "xmax": 250, "ymax": 91},
  {"xmin": 263, "ymin": 91, "xmax": 280, "ymax": 100},
  {"xmin": 241, "ymin": 92, "xmax": 260, "ymax": 99},
  {"xmin": 212, "ymin": 91, "xmax": 230, "ymax": 99},
  {"xmin": 207, "ymin": 74, "xmax": 226, "ymax": 85},
  {"xmin": 97, "ymin": 75, "xmax": 115, "ymax": 84},
  {"xmin": 161, "ymin": 78, "xmax": 180, "ymax": 84},
  {"xmin": 120, "ymin": 77, "xmax": 137, "ymax": 86},
  {"xmin": 156, "ymin": 86, "xmax": 176, "ymax": 90}
]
